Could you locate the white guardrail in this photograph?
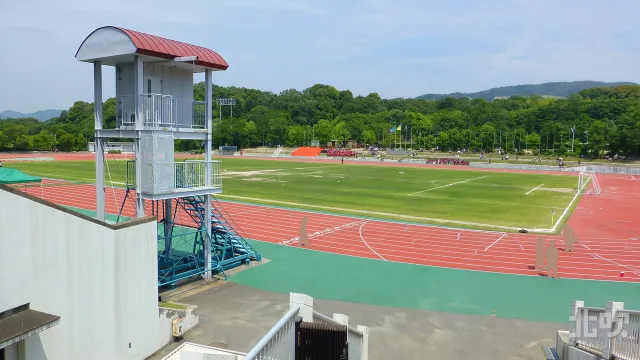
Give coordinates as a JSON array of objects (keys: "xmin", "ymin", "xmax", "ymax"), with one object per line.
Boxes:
[
  {"xmin": 571, "ymin": 300, "xmax": 640, "ymax": 360},
  {"xmin": 119, "ymin": 94, "xmax": 206, "ymax": 129},
  {"xmin": 175, "ymin": 160, "xmax": 222, "ymax": 189},
  {"xmin": 244, "ymin": 306, "xmax": 300, "ymax": 360},
  {"xmin": 245, "ymin": 293, "xmax": 369, "ymax": 360},
  {"xmin": 612, "ymin": 310, "xmax": 640, "ymax": 360},
  {"xmin": 139, "ymin": 160, "xmax": 221, "ymax": 195}
]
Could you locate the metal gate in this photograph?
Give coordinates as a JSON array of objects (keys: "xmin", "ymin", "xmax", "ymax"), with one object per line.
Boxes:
[{"xmin": 295, "ymin": 318, "xmax": 348, "ymax": 360}]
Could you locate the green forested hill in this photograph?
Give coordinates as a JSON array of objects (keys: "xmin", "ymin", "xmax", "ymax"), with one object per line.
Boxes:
[
  {"xmin": 2, "ymin": 83, "xmax": 640, "ymax": 157},
  {"xmin": 417, "ymin": 81, "xmax": 636, "ymax": 101}
]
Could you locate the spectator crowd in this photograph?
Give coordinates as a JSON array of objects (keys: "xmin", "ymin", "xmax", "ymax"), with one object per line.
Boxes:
[
  {"xmin": 326, "ymin": 149, "xmax": 357, "ymax": 157},
  {"xmin": 425, "ymin": 157, "xmax": 470, "ymax": 166}
]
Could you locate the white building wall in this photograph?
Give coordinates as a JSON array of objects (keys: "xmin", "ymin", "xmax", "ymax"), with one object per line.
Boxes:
[
  {"xmin": 0, "ymin": 187, "xmax": 168, "ymax": 360},
  {"xmin": 117, "ymin": 62, "xmax": 194, "ymax": 127}
]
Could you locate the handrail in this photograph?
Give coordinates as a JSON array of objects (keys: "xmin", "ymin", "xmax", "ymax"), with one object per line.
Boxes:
[
  {"xmin": 313, "ymin": 310, "xmax": 363, "ymax": 335},
  {"xmin": 244, "ymin": 306, "xmax": 300, "ymax": 360}
]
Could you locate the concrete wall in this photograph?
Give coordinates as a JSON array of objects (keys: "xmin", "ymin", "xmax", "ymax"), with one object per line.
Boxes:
[{"xmin": 0, "ymin": 186, "xmax": 171, "ymax": 360}]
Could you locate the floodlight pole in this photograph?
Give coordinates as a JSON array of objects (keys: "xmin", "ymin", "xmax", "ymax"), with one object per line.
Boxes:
[{"xmin": 217, "ymin": 98, "xmax": 236, "ymax": 122}]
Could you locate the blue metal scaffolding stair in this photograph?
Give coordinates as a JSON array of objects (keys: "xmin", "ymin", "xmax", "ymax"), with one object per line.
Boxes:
[{"xmin": 177, "ymin": 196, "xmax": 262, "ymax": 267}]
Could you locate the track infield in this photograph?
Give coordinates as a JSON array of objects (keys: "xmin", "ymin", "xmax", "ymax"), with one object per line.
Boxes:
[{"xmin": 9, "ymin": 157, "xmax": 582, "ymax": 232}]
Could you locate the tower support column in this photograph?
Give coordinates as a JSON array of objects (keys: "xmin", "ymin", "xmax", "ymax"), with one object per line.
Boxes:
[
  {"xmin": 94, "ymin": 61, "xmax": 105, "ymax": 221},
  {"xmin": 204, "ymin": 69, "xmax": 213, "ymax": 279},
  {"xmin": 133, "ymin": 55, "xmax": 145, "ymax": 217}
]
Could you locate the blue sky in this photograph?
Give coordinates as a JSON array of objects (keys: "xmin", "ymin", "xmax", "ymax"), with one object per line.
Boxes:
[{"xmin": 1, "ymin": 0, "xmax": 639, "ymax": 112}]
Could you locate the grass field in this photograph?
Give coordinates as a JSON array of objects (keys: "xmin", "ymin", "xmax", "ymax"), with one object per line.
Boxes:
[{"xmin": 9, "ymin": 157, "xmax": 580, "ymax": 231}]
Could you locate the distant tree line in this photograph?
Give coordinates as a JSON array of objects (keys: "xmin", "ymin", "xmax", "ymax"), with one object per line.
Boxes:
[{"xmin": 1, "ymin": 84, "xmax": 640, "ymax": 157}]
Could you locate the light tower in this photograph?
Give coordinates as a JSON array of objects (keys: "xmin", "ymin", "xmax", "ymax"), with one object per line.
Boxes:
[{"xmin": 76, "ymin": 26, "xmax": 260, "ymax": 287}]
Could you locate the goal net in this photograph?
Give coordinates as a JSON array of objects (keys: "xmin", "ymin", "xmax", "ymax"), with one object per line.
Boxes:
[{"xmin": 578, "ymin": 171, "xmax": 601, "ymax": 195}]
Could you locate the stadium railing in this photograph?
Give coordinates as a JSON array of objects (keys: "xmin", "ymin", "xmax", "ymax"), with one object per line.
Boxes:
[
  {"xmin": 245, "ymin": 293, "xmax": 369, "ymax": 360},
  {"xmin": 569, "ymin": 300, "xmax": 640, "ymax": 360}
]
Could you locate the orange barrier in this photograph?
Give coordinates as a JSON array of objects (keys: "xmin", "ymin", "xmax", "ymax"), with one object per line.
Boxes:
[{"xmin": 292, "ymin": 147, "xmax": 322, "ymax": 157}]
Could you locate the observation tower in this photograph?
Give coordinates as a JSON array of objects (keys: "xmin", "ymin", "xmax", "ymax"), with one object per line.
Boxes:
[{"xmin": 76, "ymin": 26, "xmax": 260, "ymax": 288}]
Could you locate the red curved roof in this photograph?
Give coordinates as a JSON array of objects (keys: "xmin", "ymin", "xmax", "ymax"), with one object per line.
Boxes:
[{"xmin": 80, "ymin": 26, "xmax": 228, "ymax": 70}]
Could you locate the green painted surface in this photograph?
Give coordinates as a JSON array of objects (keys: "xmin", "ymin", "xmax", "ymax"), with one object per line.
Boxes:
[
  {"xmin": 232, "ymin": 240, "xmax": 640, "ymax": 323},
  {"xmin": 60, "ymin": 206, "xmax": 640, "ymax": 323}
]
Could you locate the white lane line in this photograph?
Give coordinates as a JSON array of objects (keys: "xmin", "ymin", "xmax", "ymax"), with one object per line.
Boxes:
[
  {"xmin": 484, "ymin": 233, "xmax": 507, "ymax": 251},
  {"xmin": 408, "ymin": 176, "xmax": 489, "ymax": 196},
  {"xmin": 359, "ymin": 221, "xmax": 386, "ymax": 261},
  {"xmin": 280, "ymin": 220, "xmax": 365, "ymax": 245},
  {"xmin": 591, "ymin": 254, "xmax": 640, "ymax": 276},
  {"xmin": 526, "ymin": 184, "xmax": 544, "ymax": 195}
]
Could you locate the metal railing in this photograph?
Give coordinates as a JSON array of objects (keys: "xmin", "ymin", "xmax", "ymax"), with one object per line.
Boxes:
[
  {"xmin": 120, "ymin": 95, "xmax": 135, "ymax": 127},
  {"xmin": 134, "ymin": 160, "xmax": 221, "ymax": 195},
  {"xmin": 570, "ymin": 301, "xmax": 640, "ymax": 360},
  {"xmin": 245, "ymin": 306, "xmax": 300, "ymax": 360},
  {"xmin": 118, "ymin": 94, "xmax": 206, "ymax": 129},
  {"xmin": 142, "ymin": 93, "xmax": 175, "ymax": 128},
  {"xmin": 312, "ymin": 310, "xmax": 365, "ymax": 360},
  {"xmin": 612, "ymin": 310, "xmax": 640, "ymax": 360},
  {"xmin": 574, "ymin": 306, "xmax": 609, "ymax": 353},
  {"xmin": 174, "ymin": 160, "xmax": 221, "ymax": 191}
]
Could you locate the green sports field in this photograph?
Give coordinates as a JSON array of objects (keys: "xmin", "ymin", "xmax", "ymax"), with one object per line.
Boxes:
[{"xmin": 9, "ymin": 158, "xmax": 579, "ymax": 231}]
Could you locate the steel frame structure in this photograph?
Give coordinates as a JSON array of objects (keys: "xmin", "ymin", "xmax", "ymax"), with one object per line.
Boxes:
[{"xmin": 87, "ymin": 57, "xmax": 260, "ymax": 289}]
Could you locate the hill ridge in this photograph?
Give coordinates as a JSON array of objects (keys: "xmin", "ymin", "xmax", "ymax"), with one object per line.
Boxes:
[{"xmin": 416, "ymin": 80, "xmax": 637, "ymax": 101}]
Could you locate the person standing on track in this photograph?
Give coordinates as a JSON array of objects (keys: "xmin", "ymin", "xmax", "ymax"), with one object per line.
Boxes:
[{"xmin": 341, "ymin": 157, "xmax": 344, "ymax": 164}]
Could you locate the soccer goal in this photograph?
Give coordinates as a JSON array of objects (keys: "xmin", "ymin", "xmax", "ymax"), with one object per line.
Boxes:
[{"xmin": 578, "ymin": 171, "xmax": 601, "ymax": 195}]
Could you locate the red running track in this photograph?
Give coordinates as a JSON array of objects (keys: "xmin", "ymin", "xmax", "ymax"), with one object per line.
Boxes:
[{"xmin": 18, "ymin": 174, "xmax": 640, "ymax": 283}]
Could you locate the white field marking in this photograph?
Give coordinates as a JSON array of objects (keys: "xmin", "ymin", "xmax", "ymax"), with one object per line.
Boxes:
[
  {"xmin": 519, "ymin": 244, "xmax": 524, "ymax": 250},
  {"xmin": 526, "ymin": 184, "xmax": 544, "ymax": 195},
  {"xmin": 408, "ymin": 175, "xmax": 489, "ymax": 196},
  {"xmin": 222, "ymin": 165, "xmax": 336, "ymax": 177},
  {"xmin": 582, "ymin": 244, "xmax": 590, "ymax": 250},
  {"xmin": 359, "ymin": 221, "xmax": 386, "ymax": 261},
  {"xmin": 217, "ymin": 194, "xmax": 527, "ymax": 231},
  {"xmin": 280, "ymin": 220, "xmax": 366, "ymax": 245},
  {"xmin": 530, "ymin": 182, "xmax": 588, "ymax": 233},
  {"xmin": 591, "ymin": 254, "xmax": 640, "ymax": 276},
  {"xmin": 484, "ymin": 233, "xmax": 507, "ymax": 251}
]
